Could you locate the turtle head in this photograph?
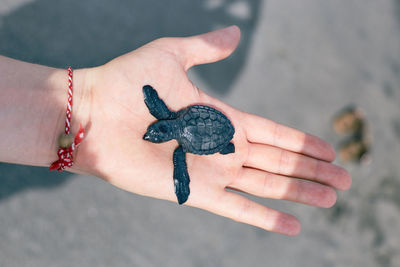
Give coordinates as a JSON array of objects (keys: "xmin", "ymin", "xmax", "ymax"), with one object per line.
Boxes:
[{"xmin": 143, "ymin": 121, "xmax": 174, "ymax": 143}]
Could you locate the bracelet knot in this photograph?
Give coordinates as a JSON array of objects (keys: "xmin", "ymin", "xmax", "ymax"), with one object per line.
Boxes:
[{"xmin": 50, "ymin": 125, "xmax": 85, "ymax": 171}]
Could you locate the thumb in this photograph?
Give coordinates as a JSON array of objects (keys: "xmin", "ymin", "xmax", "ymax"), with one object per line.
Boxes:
[{"xmin": 172, "ymin": 26, "xmax": 241, "ymax": 70}]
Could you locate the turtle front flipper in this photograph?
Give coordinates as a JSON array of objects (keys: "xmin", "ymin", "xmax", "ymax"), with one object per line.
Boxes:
[
  {"xmin": 143, "ymin": 85, "xmax": 176, "ymax": 120},
  {"xmin": 173, "ymin": 146, "xmax": 190, "ymax": 205}
]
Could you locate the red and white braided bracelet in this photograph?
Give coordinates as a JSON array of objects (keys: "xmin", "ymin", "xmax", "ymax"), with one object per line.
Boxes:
[{"xmin": 49, "ymin": 66, "xmax": 85, "ymax": 171}]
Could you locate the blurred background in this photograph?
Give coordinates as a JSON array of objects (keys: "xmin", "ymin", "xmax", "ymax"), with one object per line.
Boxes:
[{"xmin": 0, "ymin": 0, "xmax": 399, "ymax": 266}]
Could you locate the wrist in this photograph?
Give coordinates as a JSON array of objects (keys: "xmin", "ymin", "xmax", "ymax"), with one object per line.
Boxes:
[{"xmin": 0, "ymin": 60, "xmax": 93, "ymax": 167}]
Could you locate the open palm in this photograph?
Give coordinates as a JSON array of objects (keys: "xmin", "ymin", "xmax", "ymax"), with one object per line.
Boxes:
[{"xmin": 72, "ymin": 26, "xmax": 351, "ymax": 235}]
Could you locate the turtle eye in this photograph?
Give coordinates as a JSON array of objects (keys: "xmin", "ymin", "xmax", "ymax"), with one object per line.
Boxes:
[{"xmin": 159, "ymin": 124, "xmax": 168, "ymax": 133}]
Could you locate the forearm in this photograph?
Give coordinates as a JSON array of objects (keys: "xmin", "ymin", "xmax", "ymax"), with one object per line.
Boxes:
[{"xmin": 0, "ymin": 56, "xmax": 88, "ymax": 166}]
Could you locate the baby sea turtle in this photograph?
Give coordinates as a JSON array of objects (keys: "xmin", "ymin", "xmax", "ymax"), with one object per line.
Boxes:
[{"xmin": 142, "ymin": 85, "xmax": 235, "ymax": 205}]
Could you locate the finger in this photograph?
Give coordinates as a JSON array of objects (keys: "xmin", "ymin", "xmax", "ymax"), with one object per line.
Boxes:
[
  {"xmin": 228, "ymin": 167, "xmax": 337, "ymax": 208},
  {"xmin": 174, "ymin": 25, "xmax": 241, "ymax": 70},
  {"xmin": 245, "ymin": 143, "xmax": 352, "ymax": 190},
  {"xmin": 207, "ymin": 191, "xmax": 301, "ymax": 236},
  {"xmin": 243, "ymin": 112, "xmax": 336, "ymax": 162}
]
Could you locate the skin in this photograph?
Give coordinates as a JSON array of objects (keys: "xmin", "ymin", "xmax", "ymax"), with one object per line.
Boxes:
[{"xmin": 0, "ymin": 26, "xmax": 351, "ymax": 236}]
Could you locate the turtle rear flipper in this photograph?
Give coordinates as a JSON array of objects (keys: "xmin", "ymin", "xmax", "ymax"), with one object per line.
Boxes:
[
  {"xmin": 173, "ymin": 146, "xmax": 190, "ymax": 205},
  {"xmin": 220, "ymin": 142, "xmax": 235, "ymax": 155},
  {"xmin": 143, "ymin": 85, "xmax": 176, "ymax": 120}
]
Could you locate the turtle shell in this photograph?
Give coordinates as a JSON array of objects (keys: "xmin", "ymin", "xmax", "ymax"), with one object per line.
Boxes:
[{"xmin": 177, "ymin": 105, "xmax": 234, "ymax": 155}]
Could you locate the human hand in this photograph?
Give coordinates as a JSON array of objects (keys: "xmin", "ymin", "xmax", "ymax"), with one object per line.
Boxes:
[{"xmin": 71, "ymin": 26, "xmax": 351, "ymax": 236}]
